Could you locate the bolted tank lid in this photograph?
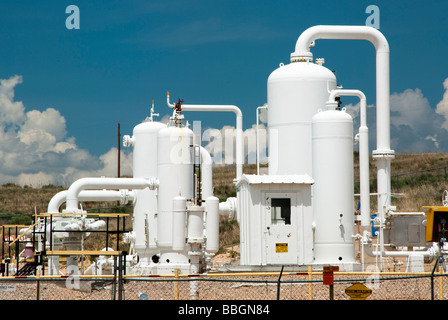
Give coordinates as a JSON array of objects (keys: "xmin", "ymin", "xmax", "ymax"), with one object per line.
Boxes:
[{"xmin": 290, "ymin": 50, "xmax": 313, "ymax": 62}]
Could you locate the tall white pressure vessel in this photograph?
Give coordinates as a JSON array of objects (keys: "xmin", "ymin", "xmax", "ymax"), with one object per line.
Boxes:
[
  {"xmin": 267, "ymin": 60, "xmax": 337, "ymax": 176},
  {"xmin": 311, "ymin": 108, "xmax": 355, "ymax": 265},
  {"xmin": 157, "ymin": 124, "xmax": 194, "ymax": 248},
  {"xmin": 128, "ymin": 120, "xmax": 166, "ymax": 253}
]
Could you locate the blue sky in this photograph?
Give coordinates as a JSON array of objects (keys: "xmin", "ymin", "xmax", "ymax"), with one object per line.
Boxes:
[{"xmin": 0, "ymin": 0, "xmax": 447, "ymax": 186}]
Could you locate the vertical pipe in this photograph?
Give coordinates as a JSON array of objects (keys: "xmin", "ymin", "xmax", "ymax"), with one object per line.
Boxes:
[
  {"xmin": 49, "ymin": 215, "xmax": 53, "ymax": 252},
  {"xmin": 256, "ymin": 105, "xmax": 268, "ymax": 175},
  {"xmin": 116, "ymin": 215, "xmax": 120, "ymax": 251},
  {"xmin": 15, "ymin": 226, "xmax": 19, "ymax": 272},
  {"xmin": 106, "ymin": 217, "xmax": 109, "ymax": 250},
  {"xmin": 118, "ymin": 122, "xmax": 121, "ymax": 178}
]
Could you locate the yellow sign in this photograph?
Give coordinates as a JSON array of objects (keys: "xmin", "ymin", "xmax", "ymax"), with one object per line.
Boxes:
[
  {"xmin": 275, "ymin": 243, "xmax": 288, "ymax": 253},
  {"xmin": 423, "ymin": 206, "xmax": 448, "ymax": 242},
  {"xmin": 345, "ymin": 283, "xmax": 372, "ymax": 300}
]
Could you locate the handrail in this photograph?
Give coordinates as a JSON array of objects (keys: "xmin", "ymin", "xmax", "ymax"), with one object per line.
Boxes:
[{"xmin": 8, "ymin": 222, "xmax": 38, "ymax": 247}]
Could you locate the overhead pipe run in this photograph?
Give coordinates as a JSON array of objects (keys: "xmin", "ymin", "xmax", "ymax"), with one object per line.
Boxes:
[
  {"xmin": 291, "ymin": 25, "xmax": 394, "ymax": 219},
  {"xmin": 64, "ymin": 177, "xmax": 158, "ymax": 213},
  {"xmin": 167, "ymin": 92, "xmax": 244, "ymax": 181},
  {"xmin": 47, "ymin": 189, "xmax": 135, "ymax": 213}
]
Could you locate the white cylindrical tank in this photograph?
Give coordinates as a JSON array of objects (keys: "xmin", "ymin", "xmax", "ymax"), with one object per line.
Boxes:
[
  {"xmin": 311, "ymin": 107, "xmax": 355, "ymax": 265},
  {"xmin": 132, "ymin": 120, "xmax": 167, "ymax": 178},
  {"xmin": 157, "ymin": 124, "xmax": 194, "ymax": 248},
  {"xmin": 205, "ymin": 196, "xmax": 220, "ymax": 253},
  {"xmin": 267, "ymin": 60, "xmax": 337, "ymax": 176},
  {"xmin": 128, "ymin": 120, "xmax": 166, "ymax": 252},
  {"xmin": 172, "ymin": 196, "xmax": 187, "ymax": 252}
]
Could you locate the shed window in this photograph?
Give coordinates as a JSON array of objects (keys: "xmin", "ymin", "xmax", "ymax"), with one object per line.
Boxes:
[{"xmin": 271, "ymin": 198, "xmax": 291, "ymax": 225}]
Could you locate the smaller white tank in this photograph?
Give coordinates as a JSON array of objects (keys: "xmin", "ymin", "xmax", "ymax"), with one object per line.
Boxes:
[{"xmin": 311, "ymin": 107, "xmax": 355, "ymax": 265}]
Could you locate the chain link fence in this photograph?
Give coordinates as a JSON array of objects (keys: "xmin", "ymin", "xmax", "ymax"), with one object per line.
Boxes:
[{"xmin": 1, "ymin": 270, "xmax": 447, "ymax": 300}]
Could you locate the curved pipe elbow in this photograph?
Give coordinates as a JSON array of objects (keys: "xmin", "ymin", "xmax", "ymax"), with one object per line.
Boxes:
[
  {"xmin": 167, "ymin": 91, "xmax": 175, "ymax": 109},
  {"xmin": 328, "ymin": 89, "xmax": 366, "ymax": 103},
  {"xmin": 291, "ymin": 25, "xmax": 389, "ymax": 62},
  {"xmin": 64, "ymin": 177, "xmax": 156, "ymax": 212},
  {"xmin": 327, "ymin": 89, "xmax": 368, "ymax": 128},
  {"xmin": 179, "ymin": 103, "xmax": 243, "ymax": 180},
  {"xmin": 48, "ymin": 189, "xmax": 136, "ymax": 213}
]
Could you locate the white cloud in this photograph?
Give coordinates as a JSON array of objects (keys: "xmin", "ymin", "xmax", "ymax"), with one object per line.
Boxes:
[
  {"xmin": 0, "ymin": 75, "xmax": 133, "ymax": 187},
  {"xmin": 0, "ymin": 75, "xmax": 26, "ymax": 125},
  {"xmin": 349, "ymin": 80, "xmax": 448, "ymax": 153}
]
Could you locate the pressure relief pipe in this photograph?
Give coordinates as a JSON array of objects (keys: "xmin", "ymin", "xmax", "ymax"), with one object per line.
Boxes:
[
  {"xmin": 327, "ymin": 89, "xmax": 370, "ymax": 233},
  {"xmin": 167, "ymin": 92, "xmax": 244, "ymax": 180},
  {"xmin": 291, "ymin": 25, "xmax": 394, "ymax": 218}
]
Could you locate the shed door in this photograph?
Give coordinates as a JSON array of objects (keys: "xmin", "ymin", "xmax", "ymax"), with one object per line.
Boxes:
[{"xmin": 264, "ymin": 193, "xmax": 297, "ymax": 264}]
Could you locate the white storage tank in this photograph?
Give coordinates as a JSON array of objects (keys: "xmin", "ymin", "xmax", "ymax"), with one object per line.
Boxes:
[
  {"xmin": 311, "ymin": 107, "xmax": 355, "ymax": 265},
  {"xmin": 126, "ymin": 119, "xmax": 166, "ymax": 253},
  {"xmin": 267, "ymin": 60, "xmax": 337, "ymax": 176},
  {"xmin": 156, "ymin": 124, "xmax": 194, "ymax": 248}
]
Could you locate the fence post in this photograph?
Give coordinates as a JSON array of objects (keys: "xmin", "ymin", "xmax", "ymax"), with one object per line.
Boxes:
[
  {"xmin": 439, "ymin": 266, "xmax": 444, "ymax": 300},
  {"xmin": 174, "ymin": 268, "xmax": 179, "ymax": 300},
  {"xmin": 112, "ymin": 256, "xmax": 117, "ymax": 300},
  {"xmin": 117, "ymin": 252, "xmax": 124, "ymax": 300},
  {"xmin": 276, "ymin": 266, "xmax": 284, "ymax": 300},
  {"xmin": 308, "ymin": 266, "xmax": 313, "ymax": 300},
  {"xmin": 36, "ymin": 274, "xmax": 40, "ymax": 300}
]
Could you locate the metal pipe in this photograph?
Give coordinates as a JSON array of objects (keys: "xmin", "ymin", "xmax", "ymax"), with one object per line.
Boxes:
[
  {"xmin": 256, "ymin": 105, "xmax": 268, "ymax": 175},
  {"xmin": 64, "ymin": 177, "xmax": 158, "ymax": 212},
  {"xmin": 291, "ymin": 25, "xmax": 394, "ymax": 218},
  {"xmin": 47, "ymin": 190, "xmax": 135, "ymax": 213},
  {"xmin": 167, "ymin": 93, "xmax": 244, "ymax": 180},
  {"xmin": 364, "ymin": 241, "xmax": 438, "ymax": 259},
  {"xmin": 199, "ymin": 146, "xmax": 213, "ymax": 200},
  {"xmin": 167, "ymin": 91, "xmax": 175, "ymax": 109}
]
